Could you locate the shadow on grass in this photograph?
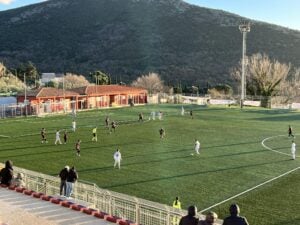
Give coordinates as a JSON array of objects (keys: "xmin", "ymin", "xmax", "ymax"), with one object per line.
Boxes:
[
  {"xmin": 102, "ymin": 159, "xmax": 290, "ymax": 188},
  {"xmin": 250, "ymin": 114, "xmax": 300, "ymax": 122}
]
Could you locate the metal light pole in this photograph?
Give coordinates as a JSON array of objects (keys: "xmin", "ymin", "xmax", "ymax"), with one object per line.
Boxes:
[
  {"xmin": 24, "ymin": 73, "xmax": 28, "ymax": 117},
  {"xmin": 239, "ymin": 22, "xmax": 250, "ymax": 108}
]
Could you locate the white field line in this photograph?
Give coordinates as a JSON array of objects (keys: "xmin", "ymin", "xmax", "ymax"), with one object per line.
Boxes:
[
  {"xmin": 262, "ymin": 134, "xmax": 298, "ymax": 157},
  {"xmin": 0, "ymin": 135, "xmax": 10, "ymax": 138},
  {"xmin": 200, "ymin": 166, "xmax": 300, "ymax": 213}
]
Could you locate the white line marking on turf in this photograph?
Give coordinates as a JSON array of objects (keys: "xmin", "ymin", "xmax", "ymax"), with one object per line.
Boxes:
[
  {"xmin": 0, "ymin": 135, "xmax": 10, "ymax": 138},
  {"xmin": 200, "ymin": 166, "xmax": 300, "ymax": 213},
  {"xmin": 261, "ymin": 135, "xmax": 298, "ymax": 157}
]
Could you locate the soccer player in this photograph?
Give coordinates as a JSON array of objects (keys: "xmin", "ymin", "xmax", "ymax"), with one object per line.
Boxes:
[
  {"xmin": 55, "ymin": 130, "xmax": 62, "ymax": 145},
  {"xmin": 63, "ymin": 130, "xmax": 68, "ymax": 144},
  {"xmin": 113, "ymin": 148, "xmax": 122, "ymax": 169},
  {"xmin": 158, "ymin": 111, "xmax": 163, "ymax": 120},
  {"xmin": 138, "ymin": 112, "xmax": 144, "ymax": 122},
  {"xmin": 75, "ymin": 140, "xmax": 81, "ymax": 156},
  {"xmin": 105, "ymin": 116, "xmax": 110, "ymax": 129},
  {"xmin": 92, "ymin": 127, "xmax": 97, "ymax": 142},
  {"xmin": 194, "ymin": 139, "xmax": 200, "ymax": 155},
  {"xmin": 181, "ymin": 106, "xmax": 185, "ymax": 116},
  {"xmin": 159, "ymin": 128, "xmax": 165, "ymax": 139},
  {"xmin": 111, "ymin": 121, "xmax": 117, "ymax": 133},
  {"xmin": 190, "ymin": 110, "xmax": 193, "ymax": 119},
  {"xmin": 72, "ymin": 120, "xmax": 76, "ymax": 132},
  {"xmin": 291, "ymin": 140, "xmax": 296, "ymax": 160},
  {"xmin": 41, "ymin": 128, "xmax": 48, "ymax": 143},
  {"xmin": 172, "ymin": 197, "xmax": 181, "ymax": 225},
  {"xmin": 288, "ymin": 125, "xmax": 294, "ymax": 137}
]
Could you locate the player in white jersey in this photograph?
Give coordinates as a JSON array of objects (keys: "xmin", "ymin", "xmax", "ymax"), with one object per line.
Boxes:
[
  {"xmin": 72, "ymin": 120, "xmax": 76, "ymax": 132},
  {"xmin": 113, "ymin": 149, "xmax": 122, "ymax": 169},
  {"xmin": 55, "ymin": 130, "xmax": 62, "ymax": 145},
  {"xmin": 194, "ymin": 139, "xmax": 200, "ymax": 155},
  {"xmin": 291, "ymin": 140, "xmax": 296, "ymax": 160}
]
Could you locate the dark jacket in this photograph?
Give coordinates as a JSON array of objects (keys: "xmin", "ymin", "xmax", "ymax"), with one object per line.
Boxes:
[
  {"xmin": 223, "ymin": 215, "xmax": 249, "ymax": 225},
  {"xmin": 179, "ymin": 215, "xmax": 199, "ymax": 225},
  {"xmin": 59, "ymin": 168, "xmax": 69, "ymax": 181},
  {"xmin": 67, "ymin": 168, "xmax": 78, "ymax": 183},
  {"xmin": 0, "ymin": 160, "xmax": 13, "ymax": 185}
]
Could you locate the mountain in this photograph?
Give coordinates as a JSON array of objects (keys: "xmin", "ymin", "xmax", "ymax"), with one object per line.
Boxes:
[{"xmin": 0, "ymin": 0, "xmax": 299, "ymax": 86}]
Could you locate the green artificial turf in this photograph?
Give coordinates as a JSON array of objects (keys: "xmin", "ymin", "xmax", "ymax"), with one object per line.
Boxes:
[{"xmin": 0, "ymin": 104, "xmax": 299, "ymax": 225}]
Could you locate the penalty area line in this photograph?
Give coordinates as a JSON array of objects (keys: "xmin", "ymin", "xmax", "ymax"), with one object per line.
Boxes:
[{"xmin": 200, "ymin": 166, "xmax": 300, "ymax": 213}]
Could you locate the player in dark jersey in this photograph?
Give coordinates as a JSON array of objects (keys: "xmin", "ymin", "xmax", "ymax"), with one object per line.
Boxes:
[
  {"xmin": 159, "ymin": 128, "xmax": 165, "ymax": 139},
  {"xmin": 288, "ymin": 125, "xmax": 294, "ymax": 137},
  {"xmin": 138, "ymin": 113, "xmax": 144, "ymax": 122},
  {"xmin": 105, "ymin": 116, "xmax": 110, "ymax": 129},
  {"xmin": 41, "ymin": 128, "xmax": 48, "ymax": 143},
  {"xmin": 63, "ymin": 130, "xmax": 68, "ymax": 144},
  {"xmin": 110, "ymin": 121, "xmax": 117, "ymax": 133},
  {"xmin": 75, "ymin": 140, "xmax": 81, "ymax": 156},
  {"xmin": 190, "ymin": 110, "xmax": 193, "ymax": 119}
]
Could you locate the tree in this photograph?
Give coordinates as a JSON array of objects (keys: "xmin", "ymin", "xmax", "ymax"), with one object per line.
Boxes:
[
  {"xmin": 61, "ymin": 73, "xmax": 90, "ymax": 89},
  {"xmin": 278, "ymin": 67, "xmax": 300, "ymax": 104},
  {"xmin": 131, "ymin": 73, "xmax": 164, "ymax": 94},
  {"xmin": 0, "ymin": 63, "xmax": 24, "ymax": 92},
  {"xmin": 16, "ymin": 62, "xmax": 39, "ymax": 87},
  {"xmin": 90, "ymin": 71, "xmax": 109, "ymax": 85},
  {"xmin": 231, "ymin": 53, "xmax": 290, "ymax": 107}
]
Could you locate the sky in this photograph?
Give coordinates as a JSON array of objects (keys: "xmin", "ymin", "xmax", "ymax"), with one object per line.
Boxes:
[{"xmin": 0, "ymin": 0, "xmax": 299, "ymax": 31}]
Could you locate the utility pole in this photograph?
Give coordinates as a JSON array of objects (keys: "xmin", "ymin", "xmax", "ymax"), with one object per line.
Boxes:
[
  {"xmin": 239, "ymin": 22, "xmax": 250, "ymax": 108},
  {"xmin": 24, "ymin": 73, "xmax": 28, "ymax": 117}
]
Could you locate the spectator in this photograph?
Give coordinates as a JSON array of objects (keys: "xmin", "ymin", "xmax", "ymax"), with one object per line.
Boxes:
[
  {"xmin": 66, "ymin": 166, "xmax": 78, "ymax": 198},
  {"xmin": 0, "ymin": 160, "xmax": 13, "ymax": 186},
  {"xmin": 172, "ymin": 197, "xmax": 181, "ymax": 225},
  {"xmin": 11, "ymin": 172, "xmax": 25, "ymax": 187},
  {"xmin": 222, "ymin": 204, "xmax": 249, "ymax": 225},
  {"xmin": 198, "ymin": 211, "xmax": 218, "ymax": 225},
  {"xmin": 179, "ymin": 205, "xmax": 199, "ymax": 225},
  {"xmin": 59, "ymin": 165, "xmax": 69, "ymax": 196}
]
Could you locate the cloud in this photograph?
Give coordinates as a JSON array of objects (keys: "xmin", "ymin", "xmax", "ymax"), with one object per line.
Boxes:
[{"xmin": 0, "ymin": 0, "xmax": 15, "ymax": 5}]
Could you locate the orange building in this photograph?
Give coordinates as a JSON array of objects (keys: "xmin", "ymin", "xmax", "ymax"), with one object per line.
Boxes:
[{"xmin": 17, "ymin": 85, "xmax": 147, "ymax": 115}]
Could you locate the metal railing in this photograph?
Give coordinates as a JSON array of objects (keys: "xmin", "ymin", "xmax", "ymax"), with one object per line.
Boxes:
[{"xmin": 3, "ymin": 164, "xmax": 213, "ymax": 225}]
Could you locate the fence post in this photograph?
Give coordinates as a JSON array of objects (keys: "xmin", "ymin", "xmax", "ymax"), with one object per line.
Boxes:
[{"xmin": 134, "ymin": 197, "xmax": 140, "ymax": 224}]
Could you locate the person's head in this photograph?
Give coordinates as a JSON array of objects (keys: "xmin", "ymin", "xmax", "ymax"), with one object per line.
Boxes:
[
  {"xmin": 5, "ymin": 160, "xmax": 13, "ymax": 169},
  {"xmin": 205, "ymin": 211, "xmax": 218, "ymax": 224},
  {"xmin": 16, "ymin": 173, "xmax": 24, "ymax": 180},
  {"xmin": 65, "ymin": 165, "xmax": 70, "ymax": 171},
  {"xmin": 71, "ymin": 166, "xmax": 75, "ymax": 170},
  {"xmin": 187, "ymin": 205, "xmax": 197, "ymax": 217},
  {"xmin": 292, "ymin": 140, "xmax": 294, "ymax": 143},
  {"xmin": 78, "ymin": 139, "xmax": 81, "ymax": 143},
  {"xmin": 174, "ymin": 196, "xmax": 179, "ymax": 204},
  {"xmin": 229, "ymin": 204, "xmax": 240, "ymax": 216}
]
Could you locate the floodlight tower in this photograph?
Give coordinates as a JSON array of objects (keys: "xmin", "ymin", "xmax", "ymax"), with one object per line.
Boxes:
[{"xmin": 239, "ymin": 22, "xmax": 250, "ymax": 108}]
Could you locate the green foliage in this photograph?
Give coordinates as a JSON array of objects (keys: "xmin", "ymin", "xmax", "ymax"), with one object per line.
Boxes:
[
  {"xmin": 15, "ymin": 62, "xmax": 39, "ymax": 87},
  {"xmin": 90, "ymin": 70, "xmax": 110, "ymax": 85},
  {"xmin": 46, "ymin": 80, "xmax": 58, "ymax": 88}
]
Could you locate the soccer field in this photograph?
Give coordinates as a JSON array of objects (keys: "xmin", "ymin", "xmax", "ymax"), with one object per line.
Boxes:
[{"xmin": 0, "ymin": 105, "xmax": 299, "ymax": 225}]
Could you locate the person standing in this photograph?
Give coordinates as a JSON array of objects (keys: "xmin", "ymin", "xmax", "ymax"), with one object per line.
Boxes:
[
  {"xmin": 291, "ymin": 140, "xmax": 296, "ymax": 160},
  {"xmin": 92, "ymin": 127, "xmax": 97, "ymax": 142},
  {"xmin": 181, "ymin": 106, "xmax": 185, "ymax": 116},
  {"xmin": 59, "ymin": 166, "xmax": 69, "ymax": 196},
  {"xmin": 72, "ymin": 120, "xmax": 76, "ymax": 132},
  {"xmin": 75, "ymin": 140, "xmax": 81, "ymax": 156},
  {"xmin": 66, "ymin": 166, "xmax": 78, "ymax": 198},
  {"xmin": 63, "ymin": 130, "xmax": 68, "ymax": 144},
  {"xmin": 113, "ymin": 148, "xmax": 122, "ymax": 169},
  {"xmin": 159, "ymin": 128, "xmax": 165, "ymax": 139},
  {"xmin": 179, "ymin": 205, "xmax": 199, "ymax": 225},
  {"xmin": 105, "ymin": 116, "xmax": 110, "ymax": 129},
  {"xmin": 41, "ymin": 128, "xmax": 47, "ymax": 143},
  {"xmin": 222, "ymin": 204, "xmax": 249, "ymax": 225},
  {"xmin": 111, "ymin": 121, "xmax": 117, "ymax": 133},
  {"xmin": 173, "ymin": 197, "xmax": 182, "ymax": 225},
  {"xmin": 138, "ymin": 112, "xmax": 144, "ymax": 122},
  {"xmin": 288, "ymin": 125, "xmax": 294, "ymax": 137},
  {"xmin": 190, "ymin": 110, "xmax": 193, "ymax": 119},
  {"xmin": 55, "ymin": 130, "xmax": 62, "ymax": 145},
  {"xmin": 195, "ymin": 139, "xmax": 201, "ymax": 155},
  {"xmin": 0, "ymin": 160, "xmax": 13, "ymax": 186}
]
